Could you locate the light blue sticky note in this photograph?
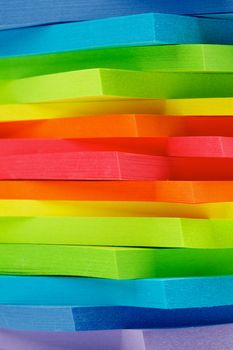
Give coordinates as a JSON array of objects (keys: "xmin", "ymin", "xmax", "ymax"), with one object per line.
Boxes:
[{"xmin": 0, "ymin": 13, "xmax": 233, "ymax": 57}]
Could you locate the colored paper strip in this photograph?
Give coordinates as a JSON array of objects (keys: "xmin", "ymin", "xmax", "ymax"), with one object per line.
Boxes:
[
  {"xmin": 0, "ymin": 137, "xmax": 232, "ymax": 157},
  {"xmin": 1, "ymin": 0, "xmax": 232, "ymax": 29},
  {"xmin": 1, "ymin": 216, "xmax": 233, "ymax": 248},
  {"xmin": 2, "ymin": 115, "xmax": 233, "ymax": 138},
  {"xmin": 1, "ymin": 244, "xmax": 233, "ymax": 278},
  {"xmin": 0, "ymin": 304, "xmax": 233, "ymax": 331},
  {"xmin": 2, "ymin": 275, "xmax": 233, "ymax": 309},
  {"xmin": 0, "ymin": 44, "xmax": 232, "ymax": 80},
  {"xmin": 164, "ymin": 98, "xmax": 233, "ymax": 116},
  {"xmin": 2, "ymin": 200, "xmax": 233, "ymax": 219},
  {"xmin": 0, "ymin": 98, "xmax": 232, "ymax": 122},
  {"xmin": 1, "ymin": 14, "xmax": 233, "ymax": 58},
  {"xmin": 0, "ymin": 138, "xmax": 168, "ymax": 156},
  {"xmin": 1, "ymin": 69, "xmax": 232, "ymax": 104},
  {"xmin": 1, "ymin": 151, "xmax": 233, "ymax": 180},
  {"xmin": 1, "ymin": 325, "xmax": 233, "ymax": 350},
  {"xmin": 72, "ymin": 305, "xmax": 233, "ymax": 330},
  {"xmin": 168, "ymin": 136, "xmax": 233, "ymax": 157},
  {"xmin": 0, "ymin": 181, "xmax": 232, "ymax": 203}
]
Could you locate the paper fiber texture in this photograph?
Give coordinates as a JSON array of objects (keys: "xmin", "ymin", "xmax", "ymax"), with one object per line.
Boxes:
[
  {"xmin": 2, "ymin": 201, "xmax": 233, "ymax": 219},
  {"xmin": 1, "ymin": 216, "xmax": 233, "ymax": 248},
  {"xmin": 0, "ymin": 151, "xmax": 169, "ymax": 180},
  {"xmin": 1, "ymin": 137, "xmax": 233, "ymax": 157},
  {"xmin": 1, "ymin": 244, "xmax": 233, "ymax": 278},
  {"xmin": 1, "ymin": 325, "xmax": 233, "ymax": 350},
  {"xmin": 0, "ymin": 304, "xmax": 233, "ymax": 331},
  {"xmin": 1, "ymin": 69, "xmax": 232, "ymax": 104},
  {"xmin": 1, "ymin": 0, "xmax": 232, "ymax": 29},
  {"xmin": 0, "ymin": 98, "xmax": 232, "ymax": 122},
  {"xmin": 3, "ymin": 115, "xmax": 233, "ymax": 138},
  {"xmin": 1, "ymin": 151, "xmax": 233, "ymax": 180},
  {"xmin": 0, "ymin": 45, "xmax": 232, "ymax": 79},
  {"xmin": 2, "ymin": 275, "xmax": 233, "ymax": 309},
  {"xmin": 1, "ymin": 14, "xmax": 233, "ymax": 58},
  {"xmin": 0, "ymin": 181, "xmax": 232, "ymax": 203}
]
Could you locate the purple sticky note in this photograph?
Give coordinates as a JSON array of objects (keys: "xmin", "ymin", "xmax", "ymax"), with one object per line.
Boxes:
[{"xmin": 1, "ymin": 324, "xmax": 233, "ymax": 350}]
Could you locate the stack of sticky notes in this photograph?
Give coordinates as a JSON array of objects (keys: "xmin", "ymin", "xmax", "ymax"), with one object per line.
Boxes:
[{"xmin": 0, "ymin": 0, "xmax": 233, "ymax": 349}]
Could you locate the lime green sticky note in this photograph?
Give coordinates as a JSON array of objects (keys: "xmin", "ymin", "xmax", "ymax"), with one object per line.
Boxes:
[
  {"xmin": 1, "ymin": 216, "xmax": 233, "ymax": 249},
  {"xmin": 0, "ymin": 69, "xmax": 232, "ymax": 103}
]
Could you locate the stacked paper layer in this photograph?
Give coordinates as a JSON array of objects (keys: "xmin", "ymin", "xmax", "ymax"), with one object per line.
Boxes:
[
  {"xmin": 2, "ymin": 325, "xmax": 233, "ymax": 350},
  {"xmin": 1, "ymin": 1, "xmax": 233, "ymax": 349}
]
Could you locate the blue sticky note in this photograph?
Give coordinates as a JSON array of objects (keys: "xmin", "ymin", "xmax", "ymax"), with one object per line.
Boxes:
[
  {"xmin": 0, "ymin": 305, "xmax": 233, "ymax": 331},
  {"xmin": 73, "ymin": 305, "xmax": 233, "ymax": 331},
  {"xmin": 0, "ymin": 0, "xmax": 233, "ymax": 29},
  {"xmin": 2, "ymin": 275, "xmax": 233, "ymax": 310},
  {"xmin": 0, "ymin": 305, "xmax": 75, "ymax": 332},
  {"xmin": 0, "ymin": 13, "xmax": 233, "ymax": 57}
]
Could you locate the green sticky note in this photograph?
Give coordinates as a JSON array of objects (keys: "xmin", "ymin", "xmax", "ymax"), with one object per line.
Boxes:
[
  {"xmin": 0, "ymin": 45, "xmax": 232, "ymax": 79},
  {"xmin": 1, "ymin": 244, "xmax": 233, "ymax": 279},
  {"xmin": 0, "ymin": 69, "xmax": 232, "ymax": 103}
]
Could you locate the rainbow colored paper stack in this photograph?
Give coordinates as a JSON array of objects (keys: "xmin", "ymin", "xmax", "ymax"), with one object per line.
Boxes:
[{"xmin": 0, "ymin": 0, "xmax": 233, "ymax": 349}]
